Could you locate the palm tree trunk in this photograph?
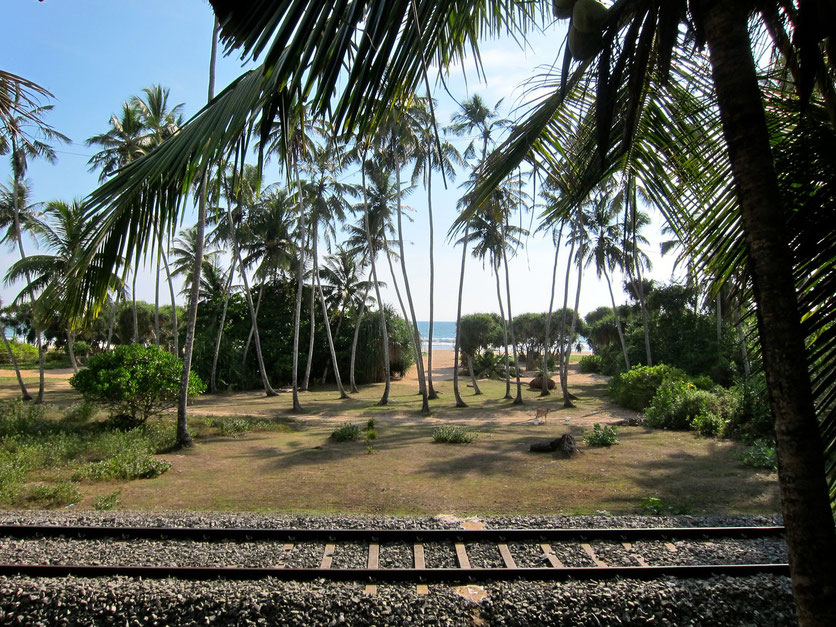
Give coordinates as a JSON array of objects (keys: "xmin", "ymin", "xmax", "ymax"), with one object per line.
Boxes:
[
  {"xmin": 494, "ymin": 264, "xmax": 512, "ymax": 399},
  {"xmin": 10, "ymin": 167, "xmax": 45, "ymax": 403},
  {"xmin": 210, "ymin": 264, "xmax": 235, "ymax": 393},
  {"xmin": 154, "ymin": 255, "xmax": 161, "ymax": 347},
  {"xmin": 561, "ymin": 256, "xmax": 584, "ymax": 408},
  {"xmin": 361, "ymin": 159, "xmax": 390, "ymax": 405},
  {"xmin": 66, "ymin": 328, "xmax": 79, "ymax": 374},
  {"xmin": 349, "ymin": 281, "xmax": 372, "ymax": 394},
  {"xmin": 604, "ymin": 267, "xmax": 630, "ymax": 370},
  {"xmin": 160, "ymin": 242, "xmax": 179, "ymax": 355},
  {"xmin": 426, "ymin": 161, "xmax": 438, "ymax": 399},
  {"xmin": 176, "ymin": 18, "xmax": 218, "ymax": 447},
  {"xmin": 316, "ymin": 269, "xmax": 349, "ymax": 398},
  {"xmin": 131, "ymin": 268, "xmax": 139, "ymax": 343},
  {"xmin": 106, "ymin": 295, "xmax": 118, "ymax": 348},
  {"xmin": 541, "ymin": 227, "xmax": 564, "ymax": 396},
  {"xmin": 557, "ymin": 222, "xmax": 577, "ymax": 404},
  {"xmin": 501, "ymin": 221, "xmax": 523, "ymax": 405},
  {"xmin": 466, "ymin": 353, "xmax": 482, "ymax": 395},
  {"xmin": 302, "ymin": 239, "xmax": 316, "ymax": 391},
  {"xmin": 452, "ymin": 223, "xmax": 469, "ymax": 408},
  {"xmin": 703, "ymin": 3, "xmax": 836, "ymax": 622},
  {"xmin": 1, "ymin": 326, "xmax": 31, "ymax": 401},
  {"xmin": 735, "ymin": 312, "xmax": 751, "ymax": 379},
  {"xmin": 291, "ymin": 150, "xmax": 307, "ymax": 412},
  {"xmin": 394, "ymin": 161, "xmax": 429, "ymax": 412},
  {"xmin": 238, "ymin": 274, "xmax": 275, "ymax": 395}
]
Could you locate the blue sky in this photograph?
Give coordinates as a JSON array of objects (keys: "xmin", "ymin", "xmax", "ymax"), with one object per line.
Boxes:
[{"xmin": 2, "ymin": 1, "xmax": 677, "ymax": 321}]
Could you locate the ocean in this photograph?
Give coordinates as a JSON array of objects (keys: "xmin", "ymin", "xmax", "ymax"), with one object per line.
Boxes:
[{"xmin": 417, "ymin": 320, "xmax": 456, "ymax": 351}]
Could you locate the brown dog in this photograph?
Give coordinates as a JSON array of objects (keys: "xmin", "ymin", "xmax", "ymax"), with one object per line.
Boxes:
[{"xmin": 534, "ymin": 407, "xmax": 550, "ymax": 425}]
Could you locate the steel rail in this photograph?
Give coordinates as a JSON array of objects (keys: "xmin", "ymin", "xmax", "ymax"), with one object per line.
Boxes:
[
  {"xmin": 0, "ymin": 525, "xmax": 786, "ymax": 543},
  {"xmin": 0, "ymin": 562, "xmax": 790, "ymax": 582}
]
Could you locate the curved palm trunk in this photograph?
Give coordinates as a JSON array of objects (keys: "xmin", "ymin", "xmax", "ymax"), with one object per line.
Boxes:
[
  {"xmin": 349, "ymin": 281, "xmax": 372, "ymax": 394},
  {"xmin": 291, "ymin": 154, "xmax": 307, "ymax": 412},
  {"xmin": 176, "ymin": 18, "xmax": 218, "ymax": 447},
  {"xmin": 541, "ymin": 229, "xmax": 563, "ymax": 396},
  {"xmin": 302, "ymin": 245, "xmax": 316, "ymax": 391},
  {"xmin": 315, "ymin": 268, "xmax": 349, "ymax": 399},
  {"xmin": 106, "ymin": 295, "xmax": 118, "ymax": 348},
  {"xmin": 2, "ymin": 326, "xmax": 31, "ymax": 401},
  {"xmin": 237, "ymin": 270, "xmax": 275, "ymax": 396},
  {"xmin": 557, "ymin": 225, "xmax": 577, "ymax": 404},
  {"xmin": 361, "ymin": 160, "xmax": 390, "ymax": 405},
  {"xmin": 501, "ymin": 222, "xmax": 522, "ymax": 405},
  {"xmin": 703, "ymin": 3, "xmax": 836, "ymax": 623},
  {"xmin": 241, "ymin": 285, "xmax": 263, "ymax": 370},
  {"xmin": 66, "ymin": 328, "xmax": 79, "ymax": 374},
  {"xmin": 452, "ymin": 224, "xmax": 470, "ymax": 408},
  {"xmin": 426, "ymin": 162, "xmax": 438, "ymax": 399},
  {"xmin": 394, "ymin": 161, "xmax": 429, "ymax": 412},
  {"xmin": 131, "ymin": 268, "xmax": 139, "ymax": 343},
  {"xmin": 494, "ymin": 266, "xmax": 512, "ymax": 399},
  {"xmin": 209, "ymin": 264, "xmax": 235, "ymax": 393},
  {"xmin": 604, "ymin": 267, "xmax": 630, "ymax": 370},
  {"xmin": 735, "ymin": 310, "xmax": 751, "ymax": 379},
  {"xmin": 465, "ymin": 353, "xmax": 482, "ymax": 395},
  {"xmin": 10, "ymin": 172, "xmax": 45, "ymax": 403},
  {"xmin": 561, "ymin": 257, "xmax": 584, "ymax": 408},
  {"xmin": 160, "ymin": 242, "xmax": 179, "ymax": 355},
  {"xmin": 154, "ymin": 258, "xmax": 161, "ymax": 347}
]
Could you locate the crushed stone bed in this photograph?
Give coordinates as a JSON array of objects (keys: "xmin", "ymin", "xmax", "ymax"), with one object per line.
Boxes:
[{"xmin": 0, "ymin": 511, "xmax": 794, "ymax": 626}]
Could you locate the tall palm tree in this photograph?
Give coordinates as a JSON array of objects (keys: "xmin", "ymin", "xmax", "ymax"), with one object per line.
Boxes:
[
  {"xmin": 411, "ymin": 98, "xmax": 463, "ymax": 400},
  {"xmin": 447, "ymin": 95, "xmax": 509, "ymax": 407},
  {"xmin": 1, "ymin": 80, "xmax": 68, "ymax": 403}
]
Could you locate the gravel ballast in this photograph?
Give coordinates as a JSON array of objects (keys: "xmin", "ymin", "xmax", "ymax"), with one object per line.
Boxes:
[{"xmin": 0, "ymin": 511, "xmax": 795, "ymax": 625}]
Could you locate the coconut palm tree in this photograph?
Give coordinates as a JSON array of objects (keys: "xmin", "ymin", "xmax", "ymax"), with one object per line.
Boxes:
[
  {"xmin": 447, "ymin": 95, "xmax": 509, "ymax": 407},
  {"xmin": 410, "ymin": 98, "xmax": 463, "ymax": 400}
]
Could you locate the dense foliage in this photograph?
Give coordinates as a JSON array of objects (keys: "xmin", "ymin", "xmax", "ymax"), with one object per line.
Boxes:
[{"xmin": 70, "ymin": 344, "xmax": 204, "ymax": 423}]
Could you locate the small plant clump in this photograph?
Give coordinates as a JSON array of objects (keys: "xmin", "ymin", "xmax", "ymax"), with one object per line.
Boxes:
[
  {"xmin": 738, "ymin": 440, "xmax": 778, "ymax": 471},
  {"xmin": 94, "ymin": 490, "xmax": 122, "ymax": 511},
  {"xmin": 583, "ymin": 423, "xmax": 619, "ymax": 447},
  {"xmin": 331, "ymin": 422, "xmax": 362, "ymax": 442},
  {"xmin": 75, "ymin": 448, "xmax": 171, "ymax": 481},
  {"xmin": 27, "ymin": 481, "xmax": 81, "ymax": 507},
  {"xmin": 432, "ymin": 424, "xmax": 477, "ymax": 444},
  {"xmin": 640, "ymin": 496, "xmax": 691, "ymax": 515}
]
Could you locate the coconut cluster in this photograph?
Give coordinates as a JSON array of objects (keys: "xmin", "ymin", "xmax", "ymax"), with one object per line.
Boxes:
[{"xmin": 553, "ymin": 0, "xmax": 609, "ymax": 61}]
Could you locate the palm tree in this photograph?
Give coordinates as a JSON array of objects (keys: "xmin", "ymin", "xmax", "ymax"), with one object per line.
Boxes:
[
  {"xmin": 411, "ymin": 98, "xmax": 463, "ymax": 400},
  {"xmin": 447, "ymin": 95, "xmax": 509, "ymax": 407},
  {"xmin": 1, "ymin": 81, "xmax": 68, "ymax": 403}
]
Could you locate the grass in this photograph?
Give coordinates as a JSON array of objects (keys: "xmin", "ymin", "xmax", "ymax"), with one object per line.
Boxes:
[{"xmin": 0, "ymin": 365, "xmax": 781, "ymax": 515}]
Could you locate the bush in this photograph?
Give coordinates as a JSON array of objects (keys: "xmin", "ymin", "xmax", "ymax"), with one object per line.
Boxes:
[
  {"xmin": 208, "ymin": 417, "xmax": 252, "ymax": 437},
  {"xmin": 71, "ymin": 344, "xmax": 204, "ymax": 423},
  {"xmin": 27, "ymin": 481, "xmax": 81, "ymax": 507},
  {"xmin": 331, "ymin": 423, "xmax": 361, "ymax": 442},
  {"xmin": 640, "ymin": 496, "xmax": 691, "ymax": 515},
  {"xmin": 608, "ymin": 364, "xmax": 687, "ymax": 411},
  {"xmin": 432, "ymin": 425, "xmax": 477, "ymax": 444},
  {"xmin": 94, "ymin": 490, "xmax": 122, "ymax": 511},
  {"xmin": 578, "ymin": 354, "xmax": 602, "ymax": 374},
  {"xmin": 75, "ymin": 448, "xmax": 171, "ymax": 481},
  {"xmin": 584, "ymin": 423, "xmax": 619, "ymax": 447},
  {"xmin": 724, "ymin": 374, "xmax": 773, "ymax": 442},
  {"xmin": 0, "ymin": 340, "xmax": 38, "ymax": 365},
  {"xmin": 645, "ymin": 379, "xmax": 727, "ymax": 431},
  {"xmin": 738, "ymin": 440, "xmax": 778, "ymax": 471}
]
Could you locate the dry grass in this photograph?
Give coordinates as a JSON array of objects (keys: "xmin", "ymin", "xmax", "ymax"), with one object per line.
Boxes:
[{"xmin": 3, "ymin": 358, "xmax": 779, "ymax": 516}]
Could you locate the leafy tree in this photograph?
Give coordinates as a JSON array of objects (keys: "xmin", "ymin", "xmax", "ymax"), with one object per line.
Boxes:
[
  {"xmin": 458, "ymin": 313, "xmax": 500, "ymax": 394},
  {"xmin": 71, "ymin": 344, "xmax": 204, "ymax": 425}
]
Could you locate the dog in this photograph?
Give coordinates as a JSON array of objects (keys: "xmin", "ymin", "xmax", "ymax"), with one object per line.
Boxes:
[{"xmin": 533, "ymin": 407, "xmax": 550, "ymax": 425}]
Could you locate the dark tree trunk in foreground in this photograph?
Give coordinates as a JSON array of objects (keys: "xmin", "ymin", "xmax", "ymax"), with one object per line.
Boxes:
[{"xmin": 702, "ymin": 2, "xmax": 836, "ymax": 623}]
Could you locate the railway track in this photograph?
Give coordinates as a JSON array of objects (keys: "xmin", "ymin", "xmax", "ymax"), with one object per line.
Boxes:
[{"xmin": 0, "ymin": 524, "xmax": 789, "ymax": 584}]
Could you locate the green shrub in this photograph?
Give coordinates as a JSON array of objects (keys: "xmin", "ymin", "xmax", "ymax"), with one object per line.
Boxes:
[
  {"xmin": 608, "ymin": 365, "xmax": 687, "ymax": 411},
  {"xmin": 27, "ymin": 481, "xmax": 81, "ymax": 507},
  {"xmin": 640, "ymin": 496, "xmax": 691, "ymax": 515},
  {"xmin": 584, "ymin": 423, "xmax": 619, "ymax": 447},
  {"xmin": 208, "ymin": 417, "xmax": 252, "ymax": 437},
  {"xmin": 0, "ymin": 340, "xmax": 38, "ymax": 365},
  {"xmin": 75, "ymin": 449, "xmax": 171, "ymax": 481},
  {"xmin": 578, "ymin": 354, "xmax": 602, "ymax": 374},
  {"xmin": 432, "ymin": 425, "xmax": 477, "ymax": 444},
  {"xmin": 738, "ymin": 440, "xmax": 778, "ymax": 471},
  {"xmin": 366, "ymin": 418, "xmax": 376, "ymax": 430},
  {"xmin": 331, "ymin": 423, "xmax": 361, "ymax": 442},
  {"xmin": 71, "ymin": 344, "xmax": 204, "ymax": 423},
  {"xmin": 724, "ymin": 374, "xmax": 773, "ymax": 442},
  {"xmin": 94, "ymin": 490, "xmax": 122, "ymax": 511},
  {"xmin": 644, "ymin": 380, "xmax": 728, "ymax": 435},
  {"xmin": 61, "ymin": 400, "xmax": 98, "ymax": 424}
]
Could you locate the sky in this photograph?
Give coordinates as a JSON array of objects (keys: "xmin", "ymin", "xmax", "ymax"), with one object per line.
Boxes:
[{"xmin": 1, "ymin": 0, "xmax": 680, "ymax": 322}]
